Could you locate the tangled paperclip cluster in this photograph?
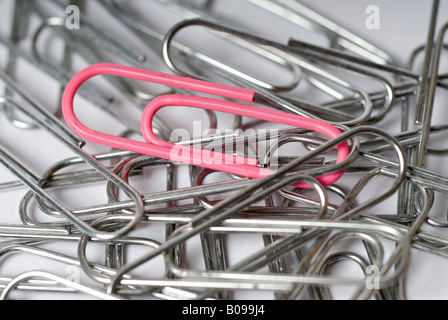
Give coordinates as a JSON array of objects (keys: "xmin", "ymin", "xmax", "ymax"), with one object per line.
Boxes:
[{"xmin": 0, "ymin": 0, "xmax": 447, "ymax": 301}]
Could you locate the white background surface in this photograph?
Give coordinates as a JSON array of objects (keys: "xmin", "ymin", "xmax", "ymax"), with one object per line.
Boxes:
[{"xmin": 0, "ymin": 0, "xmax": 447, "ymax": 300}]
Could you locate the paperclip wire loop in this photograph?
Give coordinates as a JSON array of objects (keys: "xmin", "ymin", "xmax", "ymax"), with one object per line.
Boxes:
[
  {"xmin": 161, "ymin": 18, "xmax": 375, "ymax": 127},
  {"xmin": 0, "ymin": 271, "xmax": 123, "ymax": 300},
  {"xmin": 100, "ymin": 0, "xmax": 303, "ymax": 93},
  {"xmin": 62, "ymin": 63, "xmax": 350, "ymax": 187}
]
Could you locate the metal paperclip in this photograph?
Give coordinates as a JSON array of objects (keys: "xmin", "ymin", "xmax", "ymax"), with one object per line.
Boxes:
[
  {"xmin": 400, "ymin": 20, "xmax": 448, "ymax": 224},
  {"xmin": 29, "ymin": 3, "xmax": 173, "ymax": 142},
  {"xmin": 0, "ymin": 29, "xmax": 114, "ymax": 120},
  {"xmin": 0, "ymin": 0, "xmax": 447, "ymax": 301},
  {"xmin": 414, "ymin": 0, "xmax": 440, "ymax": 127},
  {"xmin": 0, "ymin": 242, "xmax": 113, "ymax": 293},
  {"xmin": 242, "ymin": 0, "xmax": 397, "ymax": 66},
  {"xmin": 414, "ymin": 22, "xmax": 448, "ymax": 167},
  {"xmin": 0, "ymin": 78, "xmax": 144, "ymax": 240},
  {"xmin": 3, "ymin": 0, "xmax": 35, "ymax": 130},
  {"xmin": 0, "ymin": 271, "xmax": 117, "ymax": 300},
  {"xmin": 32, "ymin": 150, "xmax": 142, "ymax": 218},
  {"xmin": 157, "ymin": 0, "xmax": 404, "ymax": 119},
  {"xmin": 155, "ymin": 0, "xmax": 397, "ymax": 104},
  {"xmin": 28, "ymin": 4, "xmax": 170, "ymax": 137},
  {"xmin": 35, "ymin": 1, "xmax": 259, "ymax": 141},
  {"xmin": 32, "ymin": 0, "xmax": 147, "ymax": 65},
  {"xmin": 161, "ymin": 19, "xmax": 393, "ymax": 127},
  {"xmin": 101, "ymin": 0, "xmax": 304, "ymax": 93},
  {"xmin": 150, "ymin": 220, "xmax": 409, "ymax": 298},
  {"xmin": 54, "ymin": 0, "xmax": 85, "ymax": 120},
  {"xmin": 103, "ymin": 125, "xmax": 401, "ymax": 294}
]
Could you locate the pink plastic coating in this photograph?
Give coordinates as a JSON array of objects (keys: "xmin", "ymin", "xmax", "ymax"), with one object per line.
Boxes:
[{"xmin": 62, "ymin": 63, "xmax": 350, "ymax": 187}]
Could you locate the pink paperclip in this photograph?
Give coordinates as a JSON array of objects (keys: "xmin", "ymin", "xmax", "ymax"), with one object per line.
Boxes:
[{"xmin": 62, "ymin": 63, "xmax": 350, "ymax": 187}]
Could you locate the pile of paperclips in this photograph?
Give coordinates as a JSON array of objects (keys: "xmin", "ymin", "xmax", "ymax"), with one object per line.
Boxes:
[{"xmin": 0, "ymin": 0, "xmax": 447, "ymax": 300}]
